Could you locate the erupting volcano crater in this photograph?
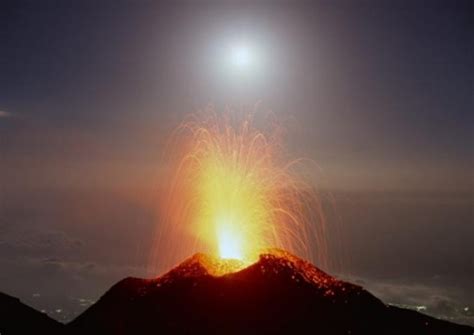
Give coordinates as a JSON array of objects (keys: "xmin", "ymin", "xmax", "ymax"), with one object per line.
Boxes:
[{"xmin": 67, "ymin": 249, "xmax": 472, "ymax": 335}]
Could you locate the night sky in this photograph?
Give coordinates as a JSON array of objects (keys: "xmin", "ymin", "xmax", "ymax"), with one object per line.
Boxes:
[{"xmin": 1, "ymin": 0, "xmax": 473, "ymax": 325}]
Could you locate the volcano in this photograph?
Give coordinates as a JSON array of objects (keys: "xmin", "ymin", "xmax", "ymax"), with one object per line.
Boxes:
[{"xmin": 64, "ymin": 250, "xmax": 472, "ymax": 335}]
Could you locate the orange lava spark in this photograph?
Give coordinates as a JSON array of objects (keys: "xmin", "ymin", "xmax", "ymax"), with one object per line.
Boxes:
[{"xmin": 150, "ymin": 107, "xmax": 327, "ymax": 275}]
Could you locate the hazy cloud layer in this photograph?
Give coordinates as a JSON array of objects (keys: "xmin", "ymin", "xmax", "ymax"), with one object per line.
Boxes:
[{"xmin": 345, "ymin": 275, "xmax": 474, "ymax": 327}]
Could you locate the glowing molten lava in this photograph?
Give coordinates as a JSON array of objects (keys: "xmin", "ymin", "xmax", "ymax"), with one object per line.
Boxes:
[{"xmin": 151, "ymin": 108, "xmax": 327, "ymax": 275}]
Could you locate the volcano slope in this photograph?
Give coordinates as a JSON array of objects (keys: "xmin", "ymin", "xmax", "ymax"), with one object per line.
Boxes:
[
  {"xmin": 0, "ymin": 292, "xmax": 65, "ymax": 335},
  {"xmin": 68, "ymin": 250, "xmax": 472, "ymax": 335}
]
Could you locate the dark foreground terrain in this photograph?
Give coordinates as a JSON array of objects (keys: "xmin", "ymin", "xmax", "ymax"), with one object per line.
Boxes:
[{"xmin": 1, "ymin": 250, "xmax": 472, "ymax": 334}]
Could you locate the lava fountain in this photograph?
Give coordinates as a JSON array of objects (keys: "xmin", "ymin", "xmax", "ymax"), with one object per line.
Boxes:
[{"xmin": 150, "ymin": 107, "xmax": 327, "ymax": 275}]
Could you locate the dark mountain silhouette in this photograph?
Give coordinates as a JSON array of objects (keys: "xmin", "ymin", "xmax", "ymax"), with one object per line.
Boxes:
[
  {"xmin": 0, "ymin": 292, "xmax": 64, "ymax": 335},
  {"xmin": 67, "ymin": 250, "xmax": 473, "ymax": 335}
]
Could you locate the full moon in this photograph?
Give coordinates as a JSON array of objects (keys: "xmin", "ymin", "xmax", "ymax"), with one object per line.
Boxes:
[{"xmin": 228, "ymin": 43, "xmax": 257, "ymax": 73}]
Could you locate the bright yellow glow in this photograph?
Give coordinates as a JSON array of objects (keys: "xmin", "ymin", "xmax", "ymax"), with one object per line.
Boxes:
[
  {"xmin": 151, "ymin": 109, "xmax": 328, "ymax": 274},
  {"xmin": 216, "ymin": 217, "xmax": 243, "ymax": 259},
  {"xmin": 198, "ymin": 146, "xmax": 275, "ymax": 263}
]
